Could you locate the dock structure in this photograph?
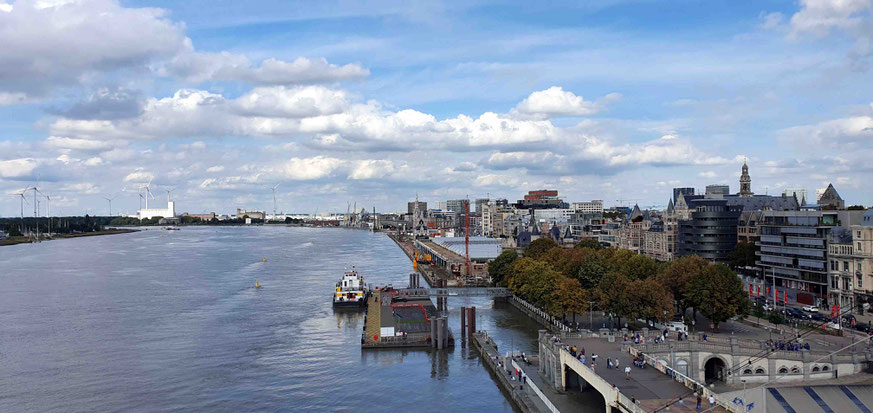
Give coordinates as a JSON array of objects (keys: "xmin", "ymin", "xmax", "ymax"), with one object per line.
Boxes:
[{"xmin": 362, "ymin": 287, "xmax": 453, "ymax": 349}]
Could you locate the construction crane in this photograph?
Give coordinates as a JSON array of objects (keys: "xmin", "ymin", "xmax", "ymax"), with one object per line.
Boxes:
[
  {"xmin": 465, "ymin": 198, "xmax": 471, "ymax": 279},
  {"xmin": 614, "ymin": 199, "xmax": 639, "ymax": 207}
]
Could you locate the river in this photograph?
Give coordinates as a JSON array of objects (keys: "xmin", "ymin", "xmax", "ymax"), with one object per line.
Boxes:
[{"xmin": 0, "ymin": 226, "xmax": 555, "ymax": 412}]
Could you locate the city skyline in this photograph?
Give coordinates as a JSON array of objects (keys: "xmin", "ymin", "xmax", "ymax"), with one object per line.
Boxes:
[{"xmin": 2, "ymin": 0, "xmax": 873, "ymax": 216}]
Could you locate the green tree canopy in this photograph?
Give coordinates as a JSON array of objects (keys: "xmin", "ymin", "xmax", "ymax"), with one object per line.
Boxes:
[
  {"xmin": 728, "ymin": 241, "xmax": 757, "ymax": 269},
  {"xmin": 524, "ymin": 237, "xmax": 559, "ymax": 260},
  {"xmin": 575, "ymin": 238, "xmax": 601, "ymax": 249},
  {"xmin": 489, "ymin": 250, "xmax": 518, "ymax": 286},
  {"xmin": 574, "ymin": 252, "xmax": 608, "ymax": 290},
  {"xmin": 548, "ymin": 276, "xmax": 587, "ymax": 319},
  {"xmin": 657, "ymin": 255, "xmax": 709, "ymax": 314},
  {"xmin": 507, "ymin": 257, "xmax": 562, "ymax": 307},
  {"xmin": 686, "ymin": 264, "xmax": 750, "ymax": 328}
]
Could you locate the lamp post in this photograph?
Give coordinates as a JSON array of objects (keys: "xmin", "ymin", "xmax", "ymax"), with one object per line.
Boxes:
[{"xmin": 588, "ymin": 301, "xmax": 595, "ymax": 331}]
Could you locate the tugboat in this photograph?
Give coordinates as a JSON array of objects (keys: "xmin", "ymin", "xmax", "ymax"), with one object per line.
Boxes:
[{"xmin": 333, "ymin": 267, "xmax": 369, "ymax": 308}]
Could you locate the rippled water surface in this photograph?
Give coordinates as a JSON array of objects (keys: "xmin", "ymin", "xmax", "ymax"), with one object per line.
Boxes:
[{"xmin": 0, "ymin": 226, "xmax": 547, "ymax": 412}]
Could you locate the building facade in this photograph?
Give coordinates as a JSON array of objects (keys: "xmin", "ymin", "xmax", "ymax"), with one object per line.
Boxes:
[{"xmin": 677, "ymin": 198, "xmax": 742, "ymax": 263}]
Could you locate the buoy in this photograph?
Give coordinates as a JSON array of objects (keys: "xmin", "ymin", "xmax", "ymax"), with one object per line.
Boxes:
[
  {"xmin": 263, "ymin": 258, "xmax": 267, "ymax": 262},
  {"xmin": 256, "ymin": 280, "xmax": 260, "ymax": 288}
]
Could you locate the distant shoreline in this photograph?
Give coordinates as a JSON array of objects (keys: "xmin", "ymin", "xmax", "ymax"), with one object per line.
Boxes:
[{"xmin": 0, "ymin": 228, "xmax": 139, "ymax": 246}]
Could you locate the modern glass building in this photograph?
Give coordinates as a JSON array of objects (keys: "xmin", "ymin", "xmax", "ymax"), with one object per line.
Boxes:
[{"xmin": 677, "ymin": 198, "xmax": 743, "ymax": 263}]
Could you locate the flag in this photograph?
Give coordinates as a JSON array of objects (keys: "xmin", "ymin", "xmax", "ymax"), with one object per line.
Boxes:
[
  {"xmin": 832, "ymin": 304, "xmax": 836, "ymax": 317},
  {"xmin": 784, "ymin": 290, "xmax": 787, "ymax": 303},
  {"xmin": 749, "ymin": 285, "xmax": 753, "ymax": 297},
  {"xmin": 756, "ymin": 285, "xmax": 760, "ymax": 297}
]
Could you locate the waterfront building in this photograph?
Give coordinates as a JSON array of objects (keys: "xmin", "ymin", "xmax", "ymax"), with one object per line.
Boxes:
[
  {"xmin": 738, "ymin": 160, "xmax": 753, "ymax": 197},
  {"xmin": 783, "ymin": 188, "xmax": 808, "ymax": 206},
  {"xmin": 677, "ymin": 198, "xmax": 742, "ymax": 263},
  {"xmin": 570, "ymin": 200, "xmax": 604, "ymax": 214},
  {"xmin": 514, "ymin": 189, "xmax": 568, "ymax": 210},
  {"xmin": 138, "ymin": 200, "xmax": 177, "ymax": 220},
  {"xmin": 853, "ymin": 210, "xmax": 873, "ymax": 312},
  {"xmin": 642, "ymin": 220, "xmax": 673, "ymax": 261},
  {"xmin": 828, "ymin": 228, "xmax": 858, "ymax": 311},
  {"xmin": 407, "ymin": 201, "xmax": 427, "ymax": 215},
  {"xmin": 818, "ymin": 183, "xmax": 845, "ymax": 210},
  {"xmin": 757, "ymin": 210, "xmax": 833, "ymax": 307}
]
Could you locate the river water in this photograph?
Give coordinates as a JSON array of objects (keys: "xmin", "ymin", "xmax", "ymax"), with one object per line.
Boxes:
[{"xmin": 0, "ymin": 226, "xmax": 552, "ymax": 412}]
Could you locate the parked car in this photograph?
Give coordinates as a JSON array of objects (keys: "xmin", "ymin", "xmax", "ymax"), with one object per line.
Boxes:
[
  {"xmin": 802, "ymin": 305, "xmax": 817, "ymax": 312},
  {"xmin": 762, "ymin": 304, "xmax": 774, "ymax": 312},
  {"xmin": 810, "ymin": 313, "xmax": 827, "ymax": 322},
  {"xmin": 785, "ymin": 308, "xmax": 809, "ymax": 319}
]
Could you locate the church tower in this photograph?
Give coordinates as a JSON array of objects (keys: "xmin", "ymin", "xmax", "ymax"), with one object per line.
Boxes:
[{"xmin": 739, "ymin": 160, "xmax": 753, "ymax": 197}]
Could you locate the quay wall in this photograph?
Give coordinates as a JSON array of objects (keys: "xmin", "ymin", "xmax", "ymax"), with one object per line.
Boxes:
[
  {"xmin": 471, "ymin": 332, "xmax": 540, "ymax": 413},
  {"xmin": 509, "ymin": 295, "xmax": 572, "ymax": 334}
]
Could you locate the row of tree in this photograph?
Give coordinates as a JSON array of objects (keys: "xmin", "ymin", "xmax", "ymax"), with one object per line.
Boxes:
[
  {"xmin": 492, "ymin": 238, "xmax": 750, "ymax": 329},
  {"xmin": 1, "ymin": 216, "xmax": 106, "ymax": 236}
]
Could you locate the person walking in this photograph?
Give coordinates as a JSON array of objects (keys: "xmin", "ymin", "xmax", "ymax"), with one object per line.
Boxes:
[
  {"xmin": 696, "ymin": 395, "xmax": 702, "ymax": 411},
  {"xmin": 607, "ymin": 358, "xmax": 612, "ymax": 369},
  {"xmin": 614, "ymin": 358, "xmax": 619, "ymax": 369},
  {"xmin": 625, "ymin": 365, "xmax": 631, "ymax": 380},
  {"xmin": 708, "ymin": 395, "xmax": 715, "ymax": 409}
]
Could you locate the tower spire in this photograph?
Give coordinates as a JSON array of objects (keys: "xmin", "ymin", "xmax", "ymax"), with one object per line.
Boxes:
[{"xmin": 739, "ymin": 159, "xmax": 753, "ymax": 197}]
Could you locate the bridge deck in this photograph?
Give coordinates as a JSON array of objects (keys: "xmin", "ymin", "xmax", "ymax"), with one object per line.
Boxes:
[
  {"xmin": 392, "ymin": 287, "xmax": 512, "ymax": 297},
  {"xmin": 560, "ymin": 336, "xmax": 722, "ymax": 411}
]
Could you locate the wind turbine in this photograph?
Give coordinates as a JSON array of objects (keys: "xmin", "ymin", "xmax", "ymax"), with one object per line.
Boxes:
[
  {"xmin": 270, "ymin": 183, "xmax": 280, "ymax": 219},
  {"xmin": 11, "ymin": 188, "xmax": 30, "ymax": 218},
  {"xmin": 30, "ymin": 186, "xmax": 43, "ymax": 217},
  {"xmin": 103, "ymin": 194, "xmax": 117, "ymax": 216},
  {"xmin": 165, "ymin": 186, "xmax": 175, "ymax": 204},
  {"xmin": 141, "ymin": 178, "xmax": 154, "ymax": 209}
]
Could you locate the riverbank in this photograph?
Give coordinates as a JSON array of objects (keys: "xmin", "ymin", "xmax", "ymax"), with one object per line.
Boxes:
[{"xmin": 0, "ymin": 228, "xmax": 138, "ymax": 246}]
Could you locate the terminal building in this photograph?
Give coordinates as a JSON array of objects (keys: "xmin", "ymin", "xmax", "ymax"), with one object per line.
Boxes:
[{"xmin": 138, "ymin": 200, "xmax": 175, "ymax": 220}]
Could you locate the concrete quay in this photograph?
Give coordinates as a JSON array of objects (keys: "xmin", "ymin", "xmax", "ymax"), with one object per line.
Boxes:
[{"xmin": 361, "ymin": 287, "xmax": 453, "ymax": 349}]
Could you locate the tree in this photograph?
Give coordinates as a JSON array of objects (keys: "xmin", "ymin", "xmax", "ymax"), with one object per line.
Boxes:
[
  {"xmin": 549, "ymin": 277, "xmax": 587, "ymax": 323},
  {"xmin": 686, "ymin": 264, "xmax": 750, "ymax": 329},
  {"xmin": 596, "ymin": 271, "xmax": 633, "ymax": 329},
  {"xmin": 728, "ymin": 241, "xmax": 757, "ymax": 270},
  {"xmin": 657, "ymin": 255, "xmax": 708, "ymax": 316},
  {"xmin": 507, "ymin": 257, "xmax": 561, "ymax": 307},
  {"xmin": 575, "ymin": 238, "xmax": 600, "ymax": 249},
  {"xmin": 489, "ymin": 250, "xmax": 518, "ymax": 286},
  {"xmin": 574, "ymin": 253, "xmax": 608, "ymax": 289},
  {"xmin": 628, "ymin": 278, "xmax": 675, "ymax": 323},
  {"xmin": 525, "ymin": 238, "xmax": 559, "ymax": 260}
]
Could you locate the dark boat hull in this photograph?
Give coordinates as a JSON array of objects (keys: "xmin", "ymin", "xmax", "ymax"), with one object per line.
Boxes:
[{"xmin": 332, "ymin": 299, "xmax": 366, "ymax": 308}]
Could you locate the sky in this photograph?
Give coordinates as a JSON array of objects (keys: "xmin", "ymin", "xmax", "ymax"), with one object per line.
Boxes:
[{"xmin": 1, "ymin": 0, "xmax": 872, "ymax": 216}]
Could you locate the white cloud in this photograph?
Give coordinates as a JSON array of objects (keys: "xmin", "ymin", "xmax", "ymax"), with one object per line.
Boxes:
[
  {"xmin": 474, "ymin": 174, "xmax": 521, "ymax": 187},
  {"xmin": 206, "ymin": 165, "xmax": 225, "ymax": 173},
  {"xmin": 84, "ymin": 157, "xmax": 103, "ymax": 166},
  {"xmin": 45, "ymin": 136, "xmax": 121, "ymax": 151},
  {"xmin": 61, "ymin": 182, "xmax": 100, "ymax": 194},
  {"xmin": 279, "ymin": 156, "xmax": 343, "ymax": 180},
  {"xmin": 513, "ymin": 87, "xmax": 620, "ymax": 118},
  {"xmin": 349, "ymin": 160, "xmax": 396, "ymax": 180},
  {"xmin": 698, "ymin": 171, "xmax": 717, "ymax": 178},
  {"xmin": 789, "ymin": 0, "xmax": 872, "ymax": 37},
  {"xmin": 123, "ymin": 170, "xmax": 154, "ymax": 182},
  {"xmin": 0, "ymin": 0, "xmax": 186, "ymax": 97},
  {"xmin": 234, "ymin": 86, "xmax": 349, "ymax": 118},
  {"xmin": 780, "ymin": 115, "xmax": 873, "ymax": 144},
  {"xmin": 0, "ymin": 158, "xmax": 37, "ymax": 178},
  {"xmin": 168, "ymin": 53, "xmax": 369, "ymax": 85}
]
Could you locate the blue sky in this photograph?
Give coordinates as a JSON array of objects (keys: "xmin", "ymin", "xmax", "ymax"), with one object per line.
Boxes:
[{"xmin": 1, "ymin": 0, "xmax": 872, "ymax": 216}]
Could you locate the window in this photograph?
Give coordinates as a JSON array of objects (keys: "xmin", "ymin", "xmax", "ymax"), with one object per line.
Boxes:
[
  {"xmin": 743, "ymin": 368, "xmax": 753, "ymax": 375},
  {"xmin": 845, "ymin": 261, "xmax": 850, "ymax": 271},
  {"xmin": 822, "ymin": 365, "xmax": 830, "ymax": 371},
  {"xmin": 813, "ymin": 366, "xmax": 820, "ymax": 372},
  {"xmin": 755, "ymin": 368, "xmax": 765, "ymax": 374},
  {"xmin": 779, "ymin": 367, "xmax": 789, "ymax": 374},
  {"xmin": 791, "ymin": 367, "xmax": 800, "ymax": 373}
]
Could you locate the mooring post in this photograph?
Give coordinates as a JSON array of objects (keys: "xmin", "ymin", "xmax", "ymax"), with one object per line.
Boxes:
[
  {"xmin": 460, "ymin": 306, "xmax": 467, "ymax": 344},
  {"xmin": 470, "ymin": 306, "xmax": 476, "ymax": 335},
  {"xmin": 431, "ymin": 318, "xmax": 438, "ymax": 348},
  {"xmin": 437, "ymin": 317, "xmax": 445, "ymax": 349}
]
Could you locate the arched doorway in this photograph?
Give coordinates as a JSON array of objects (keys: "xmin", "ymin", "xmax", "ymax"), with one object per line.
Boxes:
[{"xmin": 704, "ymin": 357, "xmax": 727, "ymax": 383}]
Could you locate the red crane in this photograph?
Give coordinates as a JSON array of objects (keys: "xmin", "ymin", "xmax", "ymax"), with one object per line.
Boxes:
[{"xmin": 465, "ymin": 199, "xmax": 471, "ymax": 278}]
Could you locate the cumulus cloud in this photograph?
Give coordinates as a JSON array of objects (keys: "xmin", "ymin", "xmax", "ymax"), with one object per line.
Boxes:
[
  {"xmin": 513, "ymin": 87, "xmax": 621, "ymax": 118},
  {"xmin": 45, "ymin": 136, "xmax": 123, "ymax": 151},
  {"xmin": 167, "ymin": 53, "xmax": 369, "ymax": 85},
  {"xmin": 349, "ymin": 160, "xmax": 397, "ymax": 180},
  {"xmin": 233, "ymin": 86, "xmax": 349, "ymax": 118},
  {"xmin": 789, "ymin": 0, "xmax": 872, "ymax": 37},
  {"xmin": 474, "ymin": 174, "xmax": 521, "ymax": 187},
  {"xmin": 47, "ymin": 87, "xmax": 144, "ymax": 120},
  {"xmin": 123, "ymin": 170, "xmax": 154, "ymax": 182},
  {"xmin": 0, "ymin": 158, "xmax": 38, "ymax": 178},
  {"xmin": 779, "ymin": 114, "xmax": 873, "ymax": 144},
  {"xmin": 0, "ymin": 0, "xmax": 186, "ymax": 98},
  {"xmin": 278, "ymin": 156, "xmax": 343, "ymax": 180}
]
